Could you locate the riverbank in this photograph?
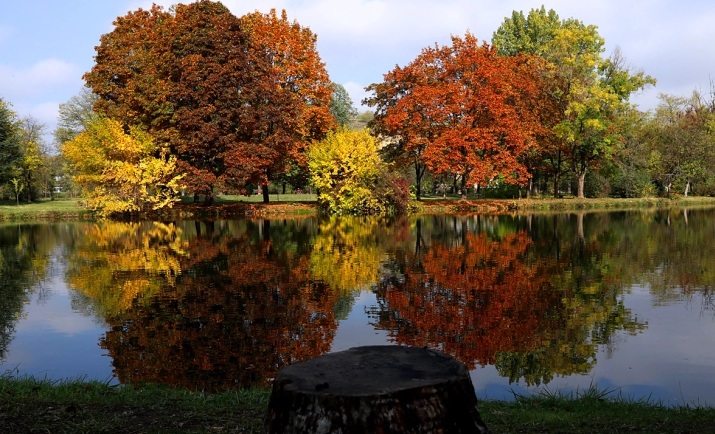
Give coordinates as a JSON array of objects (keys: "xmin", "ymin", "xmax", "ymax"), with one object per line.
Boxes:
[
  {"xmin": 3, "ymin": 195, "xmax": 715, "ymax": 221},
  {"xmin": 1, "ymin": 376, "xmax": 714, "ymax": 433}
]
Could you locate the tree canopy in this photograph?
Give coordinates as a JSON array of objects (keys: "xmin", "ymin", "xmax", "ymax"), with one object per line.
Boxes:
[
  {"xmin": 367, "ymin": 33, "xmax": 543, "ymax": 199},
  {"xmin": 83, "ymin": 1, "xmax": 333, "ymax": 203},
  {"xmin": 492, "ymin": 7, "xmax": 655, "ymax": 197},
  {"xmin": 329, "ymin": 83, "xmax": 358, "ymax": 127},
  {"xmin": 0, "ymin": 98, "xmax": 21, "ymax": 189},
  {"xmin": 61, "ymin": 117, "xmax": 184, "ymax": 217}
]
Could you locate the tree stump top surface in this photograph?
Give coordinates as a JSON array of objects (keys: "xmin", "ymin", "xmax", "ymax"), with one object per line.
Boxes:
[{"xmin": 275, "ymin": 345, "xmax": 468, "ymax": 397}]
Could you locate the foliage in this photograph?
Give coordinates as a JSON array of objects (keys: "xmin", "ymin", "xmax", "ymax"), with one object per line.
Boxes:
[
  {"xmin": 493, "ymin": 8, "xmax": 655, "ymax": 198},
  {"xmin": 642, "ymin": 92, "xmax": 715, "ymax": 196},
  {"xmin": 367, "ymin": 33, "xmax": 543, "ymax": 200},
  {"xmin": 54, "ymin": 86, "xmax": 97, "ymax": 145},
  {"xmin": 84, "ymin": 2, "xmax": 334, "ymax": 203},
  {"xmin": 226, "ymin": 9, "xmax": 335, "ymax": 202},
  {"xmin": 309, "ymin": 127, "xmax": 409, "ymax": 215},
  {"xmin": 0, "ymin": 98, "xmax": 21, "ymax": 190},
  {"xmin": 330, "ymin": 82, "xmax": 358, "ymax": 126},
  {"xmin": 61, "ymin": 117, "xmax": 184, "ymax": 217}
]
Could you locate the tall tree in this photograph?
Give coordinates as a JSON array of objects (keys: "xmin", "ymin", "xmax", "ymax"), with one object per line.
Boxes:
[
  {"xmin": 84, "ymin": 2, "xmax": 333, "ymax": 204},
  {"xmin": 330, "ymin": 82, "xmax": 358, "ymax": 127},
  {"xmin": 226, "ymin": 9, "xmax": 334, "ymax": 203},
  {"xmin": 493, "ymin": 8, "xmax": 654, "ymax": 198},
  {"xmin": 367, "ymin": 33, "xmax": 542, "ymax": 199},
  {"xmin": 0, "ymin": 97, "xmax": 21, "ymax": 190},
  {"xmin": 17, "ymin": 116, "xmax": 48, "ymax": 202}
]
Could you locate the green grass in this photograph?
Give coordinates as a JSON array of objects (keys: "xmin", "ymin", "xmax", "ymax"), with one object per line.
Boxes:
[
  {"xmin": 2, "ymin": 376, "xmax": 714, "ymax": 433},
  {"xmin": 0, "ymin": 197, "xmax": 93, "ymax": 221},
  {"xmin": 3, "ymin": 195, "xmax": 715, "ymax": 221}
]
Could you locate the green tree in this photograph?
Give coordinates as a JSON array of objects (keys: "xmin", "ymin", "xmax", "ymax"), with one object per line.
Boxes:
[
  {"xmin": 644, "ymin": 91, "xmax": 715, "ymax": 196},
  {"xmin": 493, "ymin": 8, "xmax": 654, "ymax": 198},
  {"xmin": 54, "ymin": 86, "xmax": 97, "ymax": 145},
  {"xmin": 0, "ymin": 97, "xmax": 22, "ymax": 192},
  {"xmin": 329, "ymin": 83, "xmax": 358, "ymax": 127}
]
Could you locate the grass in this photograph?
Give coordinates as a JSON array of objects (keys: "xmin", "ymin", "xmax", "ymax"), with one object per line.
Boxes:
[
  {"xmin": 3, "ymin": 194, "xmax": 715, "ymax": 221},
  {"xmin": 2, "ymin": 376, "xmax": 715, "ymax": 433},
  {"xmin": 0, "ymin": 197, "xmax": 93, "ymax": 221}
]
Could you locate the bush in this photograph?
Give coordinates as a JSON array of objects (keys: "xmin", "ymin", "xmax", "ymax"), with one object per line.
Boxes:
[{"xmin": 308, "ymin": 128, "xmax": 413, "ymax": 215}]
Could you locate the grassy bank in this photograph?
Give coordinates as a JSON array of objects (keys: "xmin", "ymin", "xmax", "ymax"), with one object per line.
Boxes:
[
  {"xmin": 3, "ymin": 195, "xmax": 715, "ymax": 221},
  {"xmin": 2, "ymin": 377, "xmax": 714, "ymax": 433},
  {"xmin": 416, "ymin": 195, "xmax": 715, "ymax": 214},
  {"xmin": 0, "ymin": 198, "xmax": 94, "ymax": 221}
]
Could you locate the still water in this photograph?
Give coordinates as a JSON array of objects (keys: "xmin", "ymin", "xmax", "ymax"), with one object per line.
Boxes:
[{"xmin": 1, "ymin": 209, "xmax": 714, "ymax": 405}]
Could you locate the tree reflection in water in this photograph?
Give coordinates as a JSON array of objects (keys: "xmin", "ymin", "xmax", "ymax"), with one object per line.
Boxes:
[
  {"xmin": 372, "ymin": 213, "xmax": 648, "ymax": 386},
  {"xmin": 52, "ymin": 208, "xmax": 715, "ymax": 390},
  {"xmin": 67, "ymin": 219, "xmax": 339, "ymax": 391}
]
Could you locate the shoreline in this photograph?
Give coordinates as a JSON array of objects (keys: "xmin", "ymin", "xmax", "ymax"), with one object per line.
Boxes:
[{"xmin": 2, "ymin": 196, "xmax": 715, "ymax": 222}]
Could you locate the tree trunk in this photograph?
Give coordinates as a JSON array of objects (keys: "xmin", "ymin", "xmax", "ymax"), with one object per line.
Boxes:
[
  {"xmin": 265, "ymin": 345, "xmax": 489, "ymax": 434},
  {"xmin": 262, "ymin": 184, "xmax": 270, "ymax": 203},
  {"xmin": 415, "ymin": 162, "xmax": 424, "ymax": 201},
  {"xmin": 460, "ymin": 174, "xmax": 468, "ymax": 200},
  {"xmin": 684, "ymin": 180, "xmax": 690, "ymax": 197},
  {"xmin": 577, "ymin": 169, "xmax": 587, "ymax": 199}
]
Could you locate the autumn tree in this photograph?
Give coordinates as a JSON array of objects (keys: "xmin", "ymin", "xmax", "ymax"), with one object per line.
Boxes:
[
  {"xmin": 84, "ymin": 2, "xmax": 333, "ymax": 204},
  {"xmin": 225, "ymin": 9, "xmax": 334, "ymax": 203},
  {"xmin": 493, "ymin": 7, "xmax": 654, "ymax": 198},
  {"xmin": 16, "ymin": 116, "xmax": 49, "ymax": 202},
  {"xmin": 308, "ymin": 127, "xmax": 411, "ymax": 215},
  {"xmin": 367, "ymin": 33, "xmax": 542, "ymax": 199},
  {"xmin": 644, "ymin": 92, "xmax": 715, "ymax": 196},
  {"xmin": 62, "ymin": 117, "xmax": 184, "ymax": 217}
]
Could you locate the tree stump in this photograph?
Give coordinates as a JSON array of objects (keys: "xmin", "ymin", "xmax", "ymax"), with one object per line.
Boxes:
[{"xmin": 264, "ymin": 345, "xmax": 489, "ymax": 434}]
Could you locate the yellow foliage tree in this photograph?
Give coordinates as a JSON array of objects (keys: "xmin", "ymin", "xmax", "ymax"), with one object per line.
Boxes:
[
  {"xmin": 308, "ymin": 127, "xmax": 386, "ymax": 215},
  {"xmin": 62, "ymin": 117, "xmax": 184, "ymax": 217}
]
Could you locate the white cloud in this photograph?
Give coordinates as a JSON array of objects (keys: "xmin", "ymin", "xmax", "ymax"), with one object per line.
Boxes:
[{"xmin": 0, "ymin": 58, "xmax": 81, "ymax": 101}]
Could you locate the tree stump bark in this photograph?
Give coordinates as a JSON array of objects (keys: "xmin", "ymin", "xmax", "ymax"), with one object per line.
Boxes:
[{"xmin": 264, "ymin": 345, "xmax": 489, "ymax": 434}]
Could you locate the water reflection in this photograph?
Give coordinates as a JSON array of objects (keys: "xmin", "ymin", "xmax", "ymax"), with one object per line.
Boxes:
[
  {"xmin": 372, "ymin": 213, "xmax": 648, "ymax": 385},
  {"xmin": 0, "ymin": 208, "xmax": 714, "ymax": 399}
]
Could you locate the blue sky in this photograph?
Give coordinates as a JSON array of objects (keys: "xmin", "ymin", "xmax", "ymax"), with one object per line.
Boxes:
[{"xmin": 2, "ymin": 0, "xmax": 714, "ymax": 147}]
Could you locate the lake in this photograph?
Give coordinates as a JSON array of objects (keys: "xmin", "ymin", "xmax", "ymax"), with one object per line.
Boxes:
[{"xmin": 1, "ymin": 208, "xmax": 714, "ymax": 405}]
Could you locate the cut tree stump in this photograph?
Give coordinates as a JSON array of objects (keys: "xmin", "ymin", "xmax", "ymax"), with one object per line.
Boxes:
[{"xmin": 264, "ymin": 345, "xmax": 489, "ymax": 434}]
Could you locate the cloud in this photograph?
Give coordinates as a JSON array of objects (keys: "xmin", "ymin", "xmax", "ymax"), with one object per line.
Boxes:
[{"xmin": 0, "ymin": 58, "xmax": 82, "ymax": 101}]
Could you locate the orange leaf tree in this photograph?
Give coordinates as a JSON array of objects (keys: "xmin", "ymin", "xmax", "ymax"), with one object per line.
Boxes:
[
  {"xmin": 224, "ymin": 9, "xmax": 335, "ymax": 203},
  {"xmin": 367, "ymin": 33, "xmax": 543, "ymax": 199},
  {"xmin": 84, "ymin": 2, "xmax": 333, "ymax": 203}
]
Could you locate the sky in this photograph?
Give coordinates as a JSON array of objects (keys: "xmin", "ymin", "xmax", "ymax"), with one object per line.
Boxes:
[{"xmin": 2, "ymin": 0, "xmax": 715, "ymax": 147}]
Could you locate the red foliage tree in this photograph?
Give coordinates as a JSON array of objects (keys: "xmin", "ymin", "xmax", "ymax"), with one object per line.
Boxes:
[
  {"xmin": 223, "ymin": 9, "xmax": 335, "ymax": 203},
  {"xmin": 84, "ymin": 2, "xmax": 333, "ymax": 203},
  {"xmin": 368, "ymin": 34, "xmax": 544, "ymax": 198}
]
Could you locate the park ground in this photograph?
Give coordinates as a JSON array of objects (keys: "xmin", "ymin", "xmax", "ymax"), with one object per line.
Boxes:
[{"xmin": 3, "ymin": 194, "xmax": 715, "ymax": 221}]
